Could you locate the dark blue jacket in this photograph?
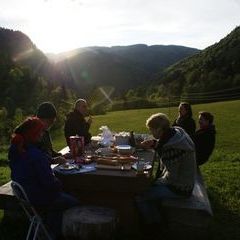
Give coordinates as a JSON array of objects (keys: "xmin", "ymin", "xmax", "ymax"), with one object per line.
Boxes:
[
  {"xmin": 193, "ymin": 125, "xmax": 216, "ymax": 165},
  {"xmin": 9, "ymin": 144, "xmax": 61, "ymax": 206}
]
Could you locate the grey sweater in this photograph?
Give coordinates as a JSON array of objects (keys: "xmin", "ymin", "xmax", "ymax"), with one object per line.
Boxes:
[{"xmin": 157, "ymin": 127, "xmax": 196, "ymax": 196}]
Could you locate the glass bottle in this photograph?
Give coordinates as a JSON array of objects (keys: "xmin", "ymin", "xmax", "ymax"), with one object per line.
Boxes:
[{"xmin": 129, "ymin": 131, "xmax": 136, "ymax": 147}]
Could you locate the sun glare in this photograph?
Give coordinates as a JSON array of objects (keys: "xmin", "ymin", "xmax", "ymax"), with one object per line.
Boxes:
[{"xmin": 25, "ymin": 0, "xmax": 110, "ymax": 53}]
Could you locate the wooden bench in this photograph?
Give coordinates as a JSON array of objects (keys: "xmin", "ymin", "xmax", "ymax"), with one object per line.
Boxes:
[
  {"xmin": 0, "ymin": 181, "xmax": 18, "ymax": 209},
  {"xmin": 160, "ymin": 168, "xmax": 213, "ymax": 238},
  {"xmin": 0, "ymin": 181, "xmax": 24, "ymax": 221}
]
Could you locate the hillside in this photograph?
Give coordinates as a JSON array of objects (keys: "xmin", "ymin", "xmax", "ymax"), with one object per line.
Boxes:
[
  {"xmin": 2, "ymin": 25, "xmax": 240, "ymax": 114},
  {"xmin": 51, "ymin": 44, "xmax": 199, "ymax": 95},
  {"xmin": 0, "ymin": 27, "xmax": 74, "ymax": 120},
  {"xmin": 154, "ymin": 26, "xmax": 240, "ymax": 98},
  {"xmin": 0, "ymin": 27, "xmax": 50, "ymax": 76},
  {"xmin": 0, "ymin": 27, "xmax": 200, "ymax": 103}
]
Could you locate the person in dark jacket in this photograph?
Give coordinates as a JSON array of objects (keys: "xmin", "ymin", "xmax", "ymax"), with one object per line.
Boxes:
[
  {"xmin": 64, "ymin": 99, "xmax": 92, "ymax": 146},
  {"xmin": 9, "ymin": 117, "xmax": 79, "ymax": 238},
  {"xmin": 36, "ymin": 102, "xmax": 66, "ymax": 164},
  {"xmin": 173, "ymin": 102, "xmax": 196, "ymax": 138},
  {"xmin": 193, "ymin": 111, "xmax": 216, "ymax": 165}
]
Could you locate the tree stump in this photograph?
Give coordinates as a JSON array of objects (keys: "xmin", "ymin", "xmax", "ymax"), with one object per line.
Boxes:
[{"xmin": 62, "ymin": 206, "xmax": 118, "ymax": 240}]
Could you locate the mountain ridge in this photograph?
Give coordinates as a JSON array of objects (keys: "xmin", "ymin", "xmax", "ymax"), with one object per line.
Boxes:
[
  {"xmin": 152, "ymin": 26, "xmax": 240, "ymax": 98},
  {"xmin": 51, "ymin": 43, "xmax": 199, "ymax": 95}
]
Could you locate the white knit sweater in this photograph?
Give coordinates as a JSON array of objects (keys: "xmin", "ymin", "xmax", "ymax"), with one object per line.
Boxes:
[{"xmin": 157, "ymin": 127, "xmax": 197, "ymax": 196}]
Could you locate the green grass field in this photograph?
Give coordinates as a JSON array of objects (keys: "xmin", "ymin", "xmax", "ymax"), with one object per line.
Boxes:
[{"xmin": 1, "ymin": 100, "xmax": 240, "ymax": 239}]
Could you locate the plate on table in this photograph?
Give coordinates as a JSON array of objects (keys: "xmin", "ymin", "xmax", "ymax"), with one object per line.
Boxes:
[
  {"xmin": 59, "ymin": 163, "xmax": 79, "ymax": 171},
  {"xmin": 115, "ymin": 145, "xmax": 134, "ymax": 155},
  {"xmin": 91, "ymin": 136, "xmax": 102, "ymax": 141},
  {"xmin": 132, "ymin": 162, "xmax": 152, "ymax": 171},
  {"xmin": 95, "ymin": 147, "xmax": 114, "ymax": 156}
]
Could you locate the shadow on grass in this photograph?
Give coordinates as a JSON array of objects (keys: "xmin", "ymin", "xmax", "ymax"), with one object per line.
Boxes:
[{"xmin": 207, "ymin": 188, "xmax": 240, "ymax": 240}]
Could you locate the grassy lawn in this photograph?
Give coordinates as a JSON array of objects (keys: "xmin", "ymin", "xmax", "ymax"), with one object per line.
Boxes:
[{"xmin": 0, "ymin": 100, "xmax": 240, "ymax": 239}]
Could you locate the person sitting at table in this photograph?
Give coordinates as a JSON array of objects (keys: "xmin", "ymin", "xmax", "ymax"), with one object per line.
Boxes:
[
  {"xmin": 8, "ymin": 116, "xmax": 79, "ymax": 238},
  {"xmin": 173, "ymin": 102, "xmax": 196, "ymax": 139},
  {"xmin": 136, "ymin": 113, "xmax": 196, "ymax": 230},
  {"xmin": 64, "ymin": 98, "xmax": 92, "ymax": 146},
  {"xmin": 36, "ymin": 102, "xmax": 66, "ymax": 164},
  {"xmin": 193, "ymin": 111, "xmax": 216, "ymax": 166}
]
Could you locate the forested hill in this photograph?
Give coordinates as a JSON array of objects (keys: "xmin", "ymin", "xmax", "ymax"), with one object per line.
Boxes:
[
  {"xmin": 154, "ymin": 26, "xmax": 240, "ymax": 98},
  {"xmin": 0, "ymin": 27, "xmax": 49, "ymax": 74},
  {"xmin": 51, "ymin": 44, "xmax": 199, "ymax": 94},
  {"xmin": 0, "ymin": 27, "xmax": 74, "ymax": 118}
]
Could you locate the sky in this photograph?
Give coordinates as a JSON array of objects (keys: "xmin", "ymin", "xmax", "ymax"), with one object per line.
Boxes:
[{"xmin": 1, "ymin": 0, "xmax": 240, "ymax": 53}]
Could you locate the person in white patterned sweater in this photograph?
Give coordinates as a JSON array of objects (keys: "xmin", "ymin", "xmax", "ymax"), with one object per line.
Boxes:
[{"xmin": 136, "ymin": 113, "xmax": 196, "ymax": 226}]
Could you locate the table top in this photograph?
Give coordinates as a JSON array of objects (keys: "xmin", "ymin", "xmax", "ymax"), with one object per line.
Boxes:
[
  {"xmin": 56, "ymin": 146, "xmax": 155, "ymax": 193},
  {"xmin": 58, "ymin": 146, "xmax": 154, "ymax": 176}
]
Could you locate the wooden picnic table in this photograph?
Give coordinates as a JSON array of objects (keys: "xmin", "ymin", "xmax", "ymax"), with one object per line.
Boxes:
[
  {"xmin": 0, "ymin": 144, "xmax": 212, "ymax": 238},
  {"xmin": 54, "ymin": 146, "xmax": 155, "ymax": 234}
]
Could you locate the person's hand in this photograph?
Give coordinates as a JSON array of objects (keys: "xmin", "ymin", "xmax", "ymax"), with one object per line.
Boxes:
[
  {"xmin": 87, "ymin": 115, "xmax": 92, "ymax": 125},
  {"xmin": 140, "ymin": 139, "xmax": 156, "ymax": 149},
  {"xmin": 52, "ymin": 156, "xmax": 66, "ymax": 164},
  {"xmin": 63, "ymin": 152, "xmax": 72, "ymax": 159}
]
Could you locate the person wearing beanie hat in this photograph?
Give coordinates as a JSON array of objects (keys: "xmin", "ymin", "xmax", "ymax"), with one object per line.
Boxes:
[
  {"xmin": 36, "ymin": 102, "xmax": 57, "ymax": 119},
  {"xmin": 36, "ymin": 102, "xmax": 66, "ymax": 164}
]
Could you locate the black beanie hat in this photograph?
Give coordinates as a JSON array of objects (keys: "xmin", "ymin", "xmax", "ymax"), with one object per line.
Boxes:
[{"xmin": 36, "ymin": 102, "xmax": 57, "ymax": 119}]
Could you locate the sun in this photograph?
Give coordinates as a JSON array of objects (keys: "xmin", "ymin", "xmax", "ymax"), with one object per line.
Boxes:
[{"xmin": 25, "ymin": 0, "xmax": 103, "ymax": 53}]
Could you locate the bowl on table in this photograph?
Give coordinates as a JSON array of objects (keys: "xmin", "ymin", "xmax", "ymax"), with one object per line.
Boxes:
[
  {"xmin": 95, "ymin": 147, "xmax": 114, "ymax": 156},
  {"xmin": 91, "ymin": 136, "xmax": 102, "ymax": 148},
  {"xmin": 115, "ymin": 145, "xmax": 135, "ymax": 155}
]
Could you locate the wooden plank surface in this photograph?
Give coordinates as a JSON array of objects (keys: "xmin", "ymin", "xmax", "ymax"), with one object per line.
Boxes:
[
  {"xmin": 0, "ymin": 181, "xmax": 13, "ymax": 196},
  {"xmin": 161, "ymin": 169, "xmax": 213, "ymax": 215},
  {"xmin": 0, "ymin": 181, "xmax": 19, "ymax": 210}
]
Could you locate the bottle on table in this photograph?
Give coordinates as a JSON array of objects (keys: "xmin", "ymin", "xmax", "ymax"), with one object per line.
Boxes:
[{"xmin": 129, "ymin": 131, "xmax": 136, "ymax": 147}]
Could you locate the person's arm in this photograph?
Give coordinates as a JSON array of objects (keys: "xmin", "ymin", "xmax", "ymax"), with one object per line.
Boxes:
[
  {"xmin": 194, "ymin": 131, "xmax": 211, "ymax": 165},
  {"xmin": 172, "ymin": 119, "xmax": 178, "ymax": 126},
  {"xmin": 64, "ymin": 116, "xmax": 79, "ymax": 146},
  {"xmin": 182, "ymin": 118, "xmax": 196, "ymax": 137},
  {"xmin": 140, "ymin": 139, "xmax": 157, "ymax": 149},
  {"xmin": 64, "ymin": 116, "xmax": 79, "ymax": 138},
  {"xmin": 30, "ymin": 149, "xmax": 61, "ymax": 191},
  {"xmin": 51, "ymin": 155, "xmax": 66, "ymax": 164}
]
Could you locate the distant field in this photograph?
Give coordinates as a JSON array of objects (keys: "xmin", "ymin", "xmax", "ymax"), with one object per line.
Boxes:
[
  {"xmin": 51, "ymin": 99, "xmax": 240, "ymax": 153},
  {"xmin": 1, "ymin": 100, "xmax": 240, "ymax": 240}
]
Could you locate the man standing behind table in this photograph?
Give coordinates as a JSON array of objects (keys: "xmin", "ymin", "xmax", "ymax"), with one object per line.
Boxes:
[
  {"xmin": 64, "ymin": 98, "xmax": 92, "ymax": 147},
  {"xmin": 36, "ymin": 102, "xmax": 66, "ymax": 164}
]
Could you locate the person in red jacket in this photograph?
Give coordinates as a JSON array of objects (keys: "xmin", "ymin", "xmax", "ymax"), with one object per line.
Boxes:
[
  {"xmin": 9, "ymin": 117, "xmax": 79, "ymax": 238},
  {"xmin": 193, "ymin": 111, "xmax": 216, "ymax": 165},
  {"xmin": 36, "ymin": 102, "xmax": 66, "ymax": 164}
]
